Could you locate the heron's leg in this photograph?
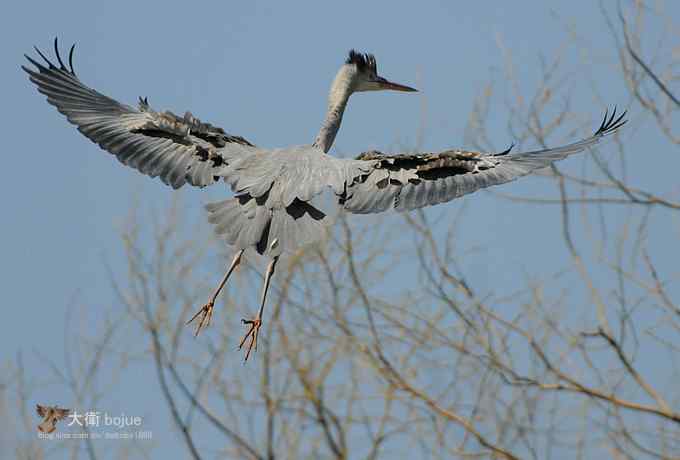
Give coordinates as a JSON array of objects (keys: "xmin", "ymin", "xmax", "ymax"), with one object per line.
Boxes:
[
  {"xmin": 187, "ymin": 249, "xmax": 244, "ymax": 336},
  {"xmin": 239, "ymin": 256, "xmax": 278, "ymax": 361}
]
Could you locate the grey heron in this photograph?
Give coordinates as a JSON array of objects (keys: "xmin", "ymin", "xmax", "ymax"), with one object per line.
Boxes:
[{"xmin": 23, "ymin": 39, "xmax": 626, "ymax": 361}]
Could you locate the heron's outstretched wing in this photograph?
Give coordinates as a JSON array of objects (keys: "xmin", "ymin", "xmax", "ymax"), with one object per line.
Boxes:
[
  {"xmin": 23, "ymin": 39, "xmax": 255, "ymax": 189},
  {"xmin": 341, "ymin": 109, "xmax": 627, "ymax": 214}
]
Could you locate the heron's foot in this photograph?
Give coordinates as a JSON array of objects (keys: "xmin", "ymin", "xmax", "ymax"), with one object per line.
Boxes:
[
  {"xmin": 186, "ymin": 300, "xmax": 215, "ymax": 337},
  {"xmin": 238, "ymin": 317, "xmax": 262, "ymax": 362}
]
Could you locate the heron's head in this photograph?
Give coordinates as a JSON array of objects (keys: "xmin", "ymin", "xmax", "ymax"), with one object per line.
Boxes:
[{"xmin": 344, "ymin": 50, "xmax": 417, "ymax": 93}]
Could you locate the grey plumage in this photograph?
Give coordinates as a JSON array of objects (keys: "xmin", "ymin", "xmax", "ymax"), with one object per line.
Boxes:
[
  {"xmin": 23, "ymin": 44, "xmax": 254, "ymax": 190},
  {"xmin": 23, "ymin": 39, "xmax": 626, "ymax": 358},
  {"xmin": 341, "ymin": 111, "xmax": 626, "ymax": 214}
]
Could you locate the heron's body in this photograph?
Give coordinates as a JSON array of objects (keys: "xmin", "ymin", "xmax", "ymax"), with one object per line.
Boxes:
[{"xmin": 23, "ymin": 40, "xmax": 626, "ymax": 360}]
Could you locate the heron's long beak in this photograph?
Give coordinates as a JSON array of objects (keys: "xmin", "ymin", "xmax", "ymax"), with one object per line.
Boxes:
[{"xmin": 376, "ymin": 76, "xmax": 418, "ymax": 92}]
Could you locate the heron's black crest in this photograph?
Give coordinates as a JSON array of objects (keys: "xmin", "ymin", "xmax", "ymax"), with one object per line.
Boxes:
[{"xmin": 346, "ymin": 50, "xmax": 377, "ymax": 73}]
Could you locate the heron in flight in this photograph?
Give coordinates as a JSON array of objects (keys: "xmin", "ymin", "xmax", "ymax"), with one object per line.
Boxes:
[{"xmin": 23, "ymin": 39, "xmax": 626, "ymax": 360}]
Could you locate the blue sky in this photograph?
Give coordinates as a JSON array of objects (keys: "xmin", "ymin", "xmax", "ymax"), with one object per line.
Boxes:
[{"xmin": 2, "ymin": 0, "xmax": 679, "ymax": 458}]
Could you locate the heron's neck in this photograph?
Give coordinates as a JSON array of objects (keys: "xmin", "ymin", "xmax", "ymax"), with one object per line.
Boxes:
[{"xmin": 313, "ymin": 67, "xmax": 354, "ymax": 153}]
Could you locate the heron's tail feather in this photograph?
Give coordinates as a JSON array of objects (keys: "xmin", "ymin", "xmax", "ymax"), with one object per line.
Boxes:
[
  {"xmin": 206, "ymin": 195, "xmax": 271, "ymax": 251},
  {"xmin": 206, "ymin": 196, "xmax": 328, "ymax": 257}
]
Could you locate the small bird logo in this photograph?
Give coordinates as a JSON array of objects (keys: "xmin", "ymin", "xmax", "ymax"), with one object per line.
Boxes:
[{"xmin": 36, "ymin": 404, "xmax": 70, "ymax": 433}]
